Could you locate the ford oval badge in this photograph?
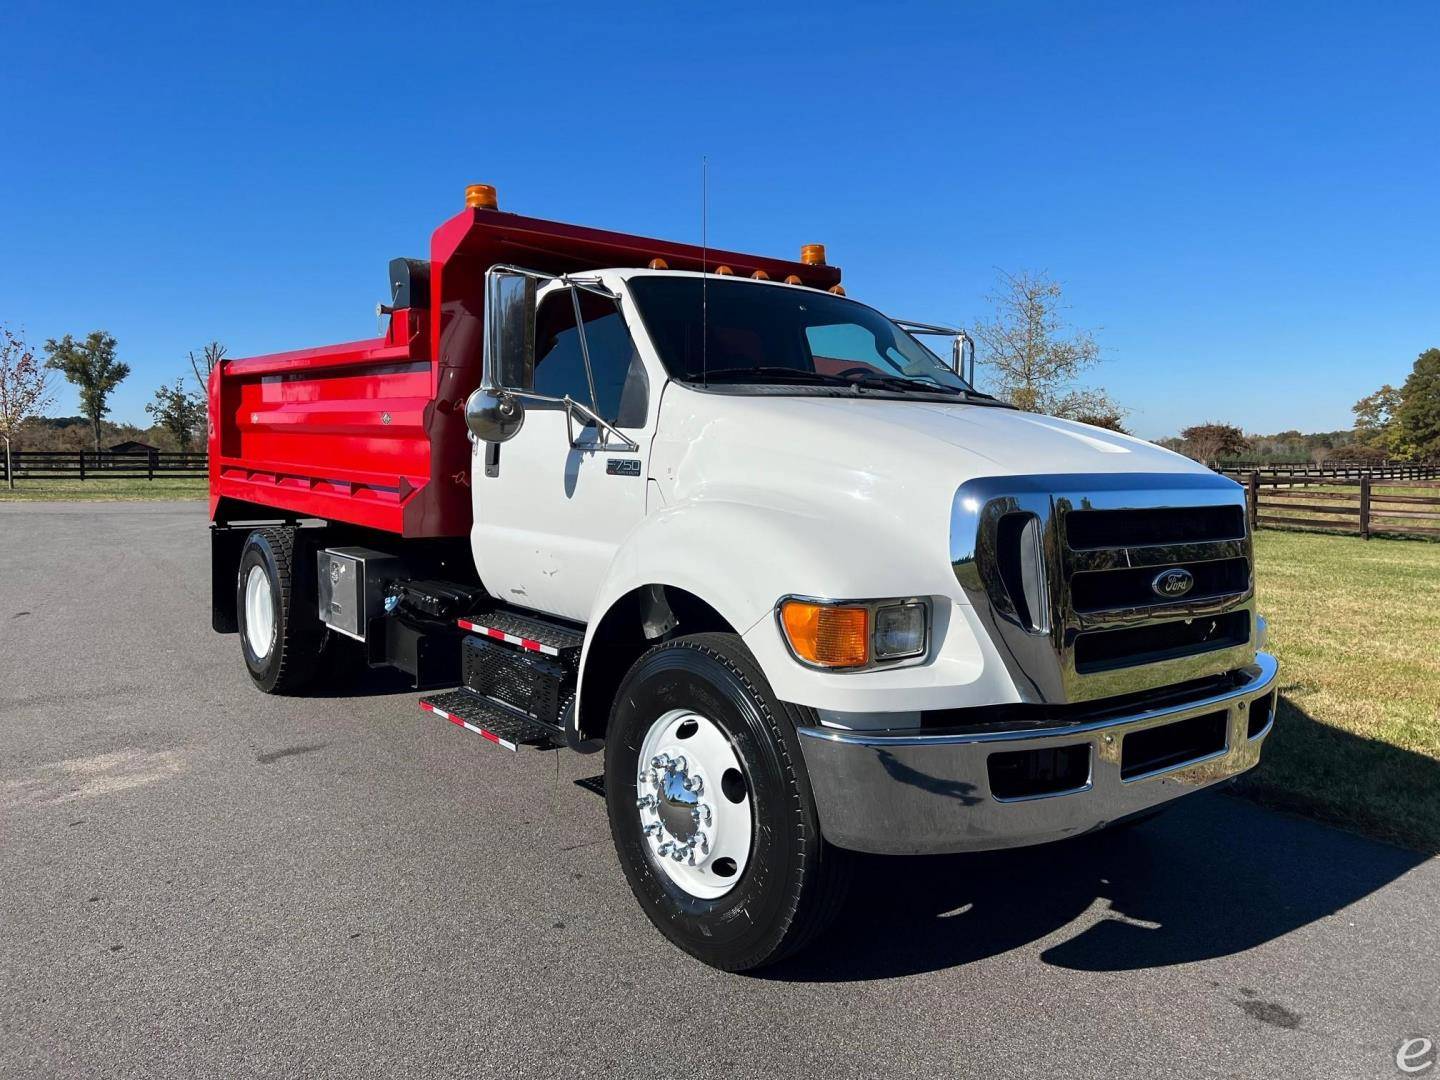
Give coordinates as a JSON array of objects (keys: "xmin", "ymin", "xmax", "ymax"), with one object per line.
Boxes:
[{"xmin": 1151, "ymin": 568, "xmax": 1195, "ymax": 599}]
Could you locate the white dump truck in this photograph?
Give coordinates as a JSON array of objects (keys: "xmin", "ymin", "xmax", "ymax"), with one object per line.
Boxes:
[{"xmin": 209, "ymin": 186, "xmax": 1278, "ymax": 970}]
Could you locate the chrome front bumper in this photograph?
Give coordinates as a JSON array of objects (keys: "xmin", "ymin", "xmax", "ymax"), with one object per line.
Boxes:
[{"xmin": 796, "ymin": 652, "xmax": 1279, "ymax": 855}]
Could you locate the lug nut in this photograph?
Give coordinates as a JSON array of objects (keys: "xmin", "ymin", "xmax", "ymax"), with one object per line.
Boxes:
[
  {"xmin": 651, "ymin": 754, "xmax": 671, "ymax": 769},
  {"xmin": 636, "ymin": 794, "xmax": 656, "ymax": 809},
  {"xmin": 671, "ymin": 844, "xmax": 687, "ymax": 862},
  {"xmin": 657, "ymin": 840, "xmax": 674, "ymax": 856},
  {"xmin": 644, "ymin": 822, "xmax": 663, "ymax": 838},
  {"xmin": 697, "ymin": 835, "xmax": 709, "ymax": 855},
  {"xmin": 683, "ymin": 775, "xmax": 704, "ymax": 795},
  {"xmin": 670, "ymin": 755, "xmax": 687, "ymax": 772}
]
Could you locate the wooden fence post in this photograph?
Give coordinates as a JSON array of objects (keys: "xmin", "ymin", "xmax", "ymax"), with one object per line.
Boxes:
[
  {"xmin": 1248, "ymin": 471, "xmax": 1259, "ymax": 532},
  {"xmin": 1359, "ymin": 474, "xmax": 1371, "ymax": 540},
  {"xmin": 147, "ymin": 448, "xmax": 157, "ymax": 481},
  {"xmin": 78, "ymin": 451, "xmax": 85, "ymax": 481}
]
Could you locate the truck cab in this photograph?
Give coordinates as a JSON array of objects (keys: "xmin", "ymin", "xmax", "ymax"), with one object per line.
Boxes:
[{"xmin": 209, "ymin": 187, "xmax": 1277, "ymax": 971}]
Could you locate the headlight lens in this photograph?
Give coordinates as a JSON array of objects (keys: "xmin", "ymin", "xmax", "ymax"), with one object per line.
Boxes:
[
  {"xmin": 778, "ymin": 598, "xmax": 928, "ymax": 669},
  {"xmin": 873, "ymin": 602, "xmax": 927, "ymax": 660}
]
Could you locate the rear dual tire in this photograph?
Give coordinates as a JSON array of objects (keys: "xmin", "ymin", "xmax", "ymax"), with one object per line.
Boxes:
[
  {"xmin": 236, "ymin": 527, "xmax": 356, "ymax": 694},
  {"xmin": 605, "ymin": 632, "xmax": 851, "ymax": 972}
]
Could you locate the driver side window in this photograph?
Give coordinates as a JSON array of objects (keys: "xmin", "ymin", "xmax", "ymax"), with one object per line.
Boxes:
[{"xmin": 534, "ymin": 290, "xmax": 649, "ymax": 428}]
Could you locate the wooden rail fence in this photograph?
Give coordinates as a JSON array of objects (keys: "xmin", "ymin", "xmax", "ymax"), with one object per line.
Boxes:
[
  {"xmin": 1218, "ymin": 461, "xmax": 1440, "ymax": 483},
  {"xmin": 1, "ymin": 450, "xmax": 208, "ymax": 482},
  {"xmin": 1237, "ymin": 471, "xmax": 1440, "ymax": 540}
]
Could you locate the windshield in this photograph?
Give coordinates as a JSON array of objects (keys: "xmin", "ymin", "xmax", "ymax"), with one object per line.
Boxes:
[{"xmin": 626, "ymin": 276, "xmax": 974, "ymax": 394}]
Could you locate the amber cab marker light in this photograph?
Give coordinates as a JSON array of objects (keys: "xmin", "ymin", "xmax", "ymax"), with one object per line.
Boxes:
[
  {"xmin": 715, "ymin": 265, "xmax": 734, "ymax": 276},
  {"xmin": 751, "ymin": 269, "xmax": 770, "ymax": 280},
  {"xmin": 829, "ymin": 284, "xmax": 846, "ymax": 296},
  {"xmin": 780, "ymin": 600, "xmax": 869, "ymax": 668},
  {"xmin": 784, "ymin": 274, "xmax": 803, "ymax": 285},
  {"xmin": 647, "ymin": 258, "xmax": 669, "ymax": 270},
  {"xmin": 465, "ymin": 184, "xmax": 498, "ymax": 210},
  {"xmin": 800, "ymin": 243, "xmax": 826, "ymax": 265}
]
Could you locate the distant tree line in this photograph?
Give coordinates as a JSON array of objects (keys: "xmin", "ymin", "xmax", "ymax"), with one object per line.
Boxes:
[{"xmin": 1158, "ymin": 349, "xmax": 1440, "ymax": 465}]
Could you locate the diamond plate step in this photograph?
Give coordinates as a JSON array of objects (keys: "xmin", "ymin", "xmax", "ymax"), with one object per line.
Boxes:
[
  {"xmin": 419, "ymin": 688, "xmax": 563, "ymax": 751},
  {"xmin": 457, "ymin": 610, "xmax": 584, "ymax": 660}
]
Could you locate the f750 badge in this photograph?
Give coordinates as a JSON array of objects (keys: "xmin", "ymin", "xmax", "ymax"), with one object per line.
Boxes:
[{"xmin": 607, "ymin": 459, "xmax": 641, "ymax": 477}]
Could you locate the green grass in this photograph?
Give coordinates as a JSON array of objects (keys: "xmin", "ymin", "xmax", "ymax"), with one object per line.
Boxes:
[
  {"xmin": 0, "ymin": 477, "xmax": 208, "ymax": 501},
  {"xmin": 1234, "ymin": 529, "xmax": 1440, "ymax": 851}
]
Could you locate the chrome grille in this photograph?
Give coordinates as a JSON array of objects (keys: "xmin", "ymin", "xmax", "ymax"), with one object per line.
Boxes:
[{"xmin": 951, "ymin": 472, "xmax": 1256, "ymax": 705}]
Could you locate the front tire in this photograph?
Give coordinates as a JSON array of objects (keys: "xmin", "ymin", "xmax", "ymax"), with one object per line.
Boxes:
[{"xmin": 604, "ymin": 632, "xmax": 850, "ymax": 972}]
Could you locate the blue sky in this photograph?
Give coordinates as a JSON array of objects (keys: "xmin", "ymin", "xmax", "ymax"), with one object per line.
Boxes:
[{"xmin": 2, "ymin": 0, "xmax": 1436, "ymax": 439}]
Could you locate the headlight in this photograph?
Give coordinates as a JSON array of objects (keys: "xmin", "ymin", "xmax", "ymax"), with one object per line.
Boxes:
[
  {"xmin": 777, "ymin": 597, "xmax": 929, "ymax": 670},
  {"xmin": 873, "ymin": 602, "xmax": 927, "ymax": 660}
]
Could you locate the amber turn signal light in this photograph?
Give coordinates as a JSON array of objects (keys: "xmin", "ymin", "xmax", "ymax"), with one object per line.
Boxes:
[
  {"xmin": 800, "ymin": 244, "xmax": 826, "ymax": 265},
  {"xmin": 648, "ymin": 258, "xmax": 669, "ymax": 270},
  {"xmin": 465, "ymin": 184, "xmax": 498, "ymax": 210},
  {"xmin": 779, "ymin": 600, "xmax": 869, "ymax": 668}
]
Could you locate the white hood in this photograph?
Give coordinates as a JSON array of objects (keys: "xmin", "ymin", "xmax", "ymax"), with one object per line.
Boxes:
[{"xmin": 653, "ymin": 388, "xmax": 1207, "ymax": 501}]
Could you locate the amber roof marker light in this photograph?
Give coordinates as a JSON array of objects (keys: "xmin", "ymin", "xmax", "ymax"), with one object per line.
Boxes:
[
  {"xmin": 465, "ymin": 184, "xmax": 499, "ymax": 210},
  {"xmin": 800, "ymin": 243, "xmax": 826, "ymax": 265},
  {"xmin": 647, "ymin": 258, "xmax": 670, "ymax": 270}
]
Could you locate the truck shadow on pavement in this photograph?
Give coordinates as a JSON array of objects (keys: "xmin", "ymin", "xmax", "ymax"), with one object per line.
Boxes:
[{"xmin": 763, "ymin": 706, "xmax": 1432, "ymax": 983}]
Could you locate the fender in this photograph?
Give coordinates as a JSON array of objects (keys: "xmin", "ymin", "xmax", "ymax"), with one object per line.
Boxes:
[{"xmin": 574, "ymin": 495, "xmax": 1004, "ymax": 738}]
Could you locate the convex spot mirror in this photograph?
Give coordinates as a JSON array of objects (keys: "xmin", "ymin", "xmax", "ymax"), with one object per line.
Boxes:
[{"xmin": 465, "ymin": 388, "xmax": 526, "ymax": 443}]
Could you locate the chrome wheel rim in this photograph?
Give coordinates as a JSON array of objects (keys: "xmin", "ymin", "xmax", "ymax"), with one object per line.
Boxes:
[
  {"xmin": 243, "ymin": 565, "xmax": 276, "ymax": 660},
  {"xmin": 636, "ymin": 708, "xmax": 752, "ymax": 900}
]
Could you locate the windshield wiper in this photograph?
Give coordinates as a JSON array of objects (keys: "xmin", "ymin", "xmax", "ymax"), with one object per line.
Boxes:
[
  {"xmin": 698, "ymin": 367, "xmax": 858, "ymax": 387},
  {"xmin": 848, "ymin": 373, "xmax": 965, "ymax": 396}
]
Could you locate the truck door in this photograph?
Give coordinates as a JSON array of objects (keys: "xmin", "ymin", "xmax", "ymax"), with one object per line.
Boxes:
[{"xmin": 470, "ymin": 282, "xmax": 653, "ymax": 623}]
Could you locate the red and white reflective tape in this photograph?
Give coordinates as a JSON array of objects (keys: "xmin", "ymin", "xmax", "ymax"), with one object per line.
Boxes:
[
  {"xmin": 457, "ymin": 619, "xmax": 560, "ymax": 657},
  {"xmin": 419, "ymin": 700, "xmax": 517, "ymax": 751}
]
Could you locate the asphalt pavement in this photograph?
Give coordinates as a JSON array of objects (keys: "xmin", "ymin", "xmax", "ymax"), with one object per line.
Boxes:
[{"xmin": 1, "ymin": 501, "xmax": 1435, "ymax": 1079}]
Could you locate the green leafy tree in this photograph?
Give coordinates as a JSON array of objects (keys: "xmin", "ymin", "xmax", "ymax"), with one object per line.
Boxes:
[
  {"xmin": 0, "ymin": 325, "xmax": 55, "ymax": 489},
  {"xmin": 971, "ymin": 269, "xmax": 1123, "ymax": 422},
  {"xmin": 43, "ymin": 331, "xmax": 130, "ymax": 452},
  {"xmin": 1352, "ymin": 384, "xmax": 1402, "ymax": 453},
  {"xmin": 1393, "ymin": 348, "xmax": 1440, "ymax": 460},
  {"xmin": 145, "ymin": 378, "xmax": 207, "ymax": 450}
]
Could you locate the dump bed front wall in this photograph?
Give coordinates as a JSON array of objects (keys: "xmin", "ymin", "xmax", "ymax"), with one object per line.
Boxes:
[{"xmin": 210, "ymin": 207, "xmax": 843, "ymax": 537}]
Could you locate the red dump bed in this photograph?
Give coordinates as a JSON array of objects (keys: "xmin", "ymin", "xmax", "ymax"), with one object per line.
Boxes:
[{"xmin": 209, "ymin": 203, "xmax": 842, "ymax": 537}]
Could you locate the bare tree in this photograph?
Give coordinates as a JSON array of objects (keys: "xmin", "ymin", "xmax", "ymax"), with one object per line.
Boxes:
[
  {"xmin": 0, "ymin": 325, "xmax": 55, "ymax": 489},
  {"xmin": 972, "ymin": 269, "xmax": 1122, "ymax": 423},
  {"xmin": 189, "ymin": 341, "xmax": 227, "ymax": 390}
]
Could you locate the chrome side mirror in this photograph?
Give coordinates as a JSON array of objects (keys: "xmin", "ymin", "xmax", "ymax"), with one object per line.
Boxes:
[
  {"xmin": 465, "ymin": 388, "xmax": 526, "ymax": 443},
  {"xmin": 483, "ymin": 269, "xmax": 538, "ymax": 391},
  {"xmin": 952, "ymin": 331, "xmax": 976, "ymax": 385}
]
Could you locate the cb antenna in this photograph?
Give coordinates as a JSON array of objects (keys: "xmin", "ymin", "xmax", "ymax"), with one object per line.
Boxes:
[{"xmin": 701, "ymin": 155, "xmax": 708, "ymax": 386}]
